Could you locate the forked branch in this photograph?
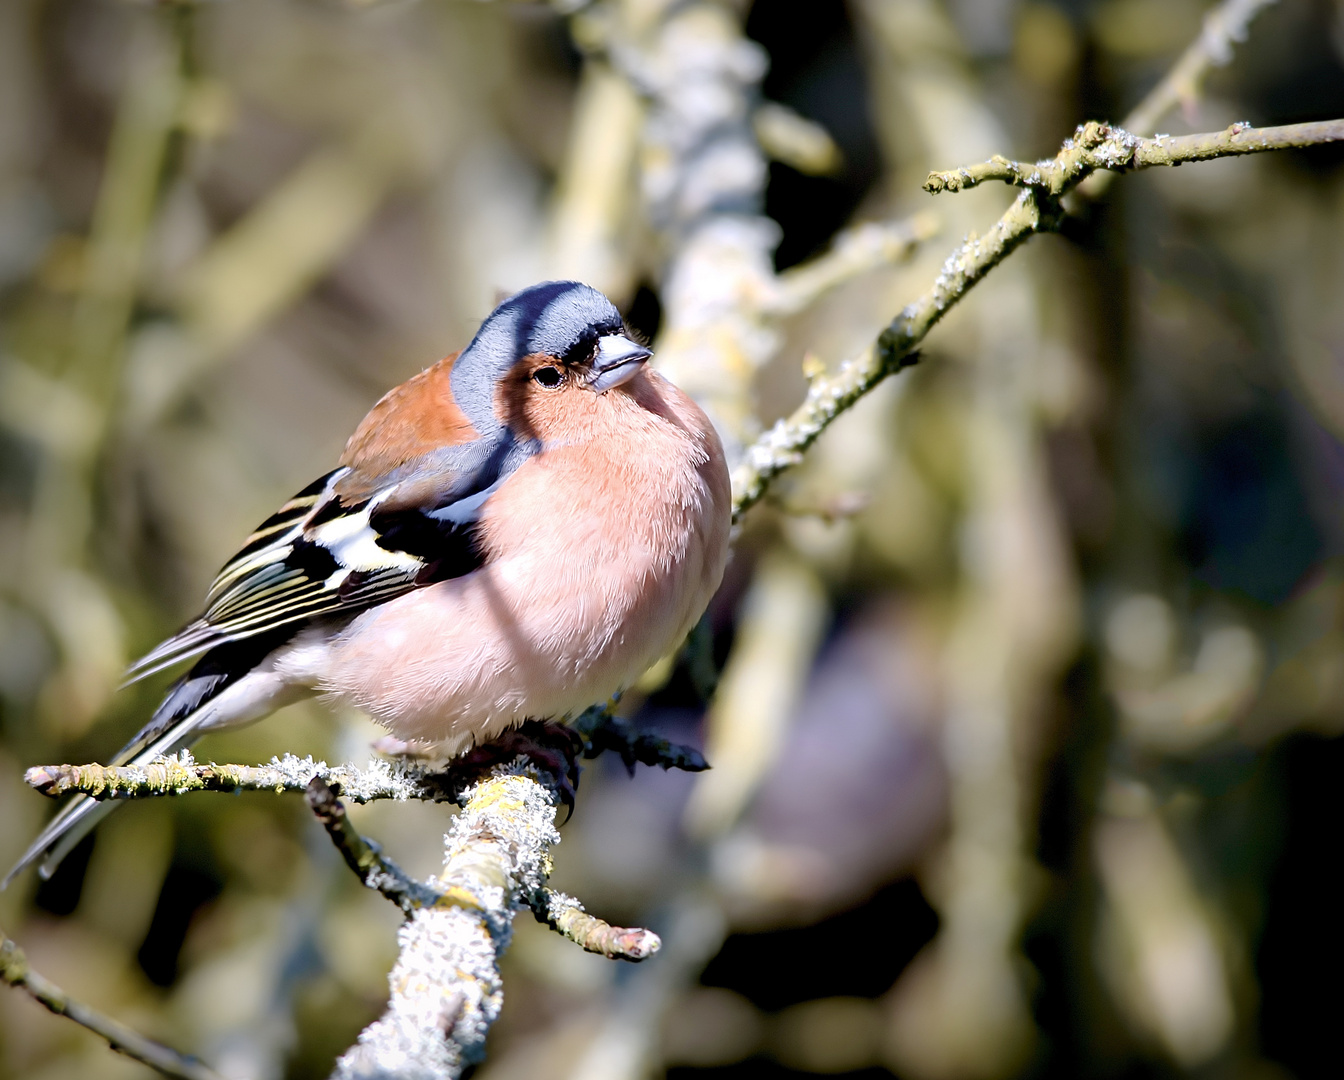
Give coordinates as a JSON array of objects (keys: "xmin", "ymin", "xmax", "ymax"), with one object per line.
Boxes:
[
  {"xmin": 730, "ymin": 116, "xmax": 1344, "ymax": 519},
  {"xmin": 924, "ymin": 119, "xmax": 1344, "ymax": 196}
]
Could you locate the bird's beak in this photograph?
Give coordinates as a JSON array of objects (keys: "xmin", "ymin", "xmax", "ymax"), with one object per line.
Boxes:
[{"xmin": 588, "ymin": 334, "xmax": 652, "ymax": 393}]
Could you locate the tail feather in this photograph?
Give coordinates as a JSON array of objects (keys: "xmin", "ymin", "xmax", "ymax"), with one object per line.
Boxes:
[
  {"xmin": 29, "ymin": 799, "xmax": 114, "ymax": 885},
  {"xmin": 3, "ymin": 629, "xmax": 301, "ymax": 890}
]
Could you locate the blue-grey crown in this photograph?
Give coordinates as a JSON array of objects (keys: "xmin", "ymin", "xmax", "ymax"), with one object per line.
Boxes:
[{"xmin": 450, "ymin": 281, "xmax": 624, "ymax": 431}]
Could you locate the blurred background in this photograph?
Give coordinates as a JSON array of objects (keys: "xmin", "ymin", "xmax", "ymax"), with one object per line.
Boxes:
[{"xmin": 1, "ymin": 0, "xmax": 1342, "ymax": 1078}]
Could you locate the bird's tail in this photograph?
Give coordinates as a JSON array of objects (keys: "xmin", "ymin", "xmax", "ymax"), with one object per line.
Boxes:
[{"xmin": 2, "ymin": 635, "xmax": 300, "ymax": 890}]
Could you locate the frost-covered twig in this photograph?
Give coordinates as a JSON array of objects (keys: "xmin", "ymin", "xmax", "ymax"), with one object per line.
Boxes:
[{"xmin": 1, "ymin": 930, "xmax": 223, "ymax": 1080}]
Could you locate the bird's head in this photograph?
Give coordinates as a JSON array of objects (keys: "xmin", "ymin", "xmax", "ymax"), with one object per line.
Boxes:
[{"xmin": 452, "ymin": 281, "xmax": 654, "ymax": 443}]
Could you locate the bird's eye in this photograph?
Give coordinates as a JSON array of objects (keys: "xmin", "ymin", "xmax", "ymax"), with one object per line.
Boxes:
[{"xmin": 533, "ymin": 366, "xmax": 564, "ymax": 389}]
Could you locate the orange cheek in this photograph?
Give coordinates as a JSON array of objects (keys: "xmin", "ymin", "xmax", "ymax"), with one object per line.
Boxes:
[
  {"xmin": 493, "ymin": 366, "xmax": 591, "ymax": 443},
  {"xmin": 524, "ymin": 384, "xmax": 601, "ymax": 443}
]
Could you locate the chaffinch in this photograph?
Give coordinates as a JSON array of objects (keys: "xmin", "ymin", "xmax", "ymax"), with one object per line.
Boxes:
[{"xmin": 6, "ymin": 281, "xmax": 732, "ymax": 887}]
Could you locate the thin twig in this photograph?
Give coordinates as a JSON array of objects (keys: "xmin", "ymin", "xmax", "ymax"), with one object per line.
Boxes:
[
  {"xmin": 294, "ymin": 760, "xmax": 662, "ymax": 1075},
  {"xmin": 1075, "ymin": 0, "xmax": 1277, "ymax": 200},
  {"xmin": 571, "ymin": 708, "xmax": 710, "ymax": 774},
  {"xmin": 305, "ymin": 776, "xmax": 442, "ymax": 914},
  {"xmin": 730, "ymin": 115, "xmax": 1344, "ymax": 521},
  {"xmin": 25, "ymin": 750, "xmax": 457, "ymax": 803},
  {"xmin": 1121, "ymin": 0, "xmax": 1277, "ymax": 136},
  {"xmin": 764, "ymin": 213, "xmax": 941, "ymax": 317},
  {"xmin": 1, "ymin": 930, "xmax": 224, "ymax": 1080},
  {"xmin": 533, "ymin": 890, "xmax": 661, "ymax": 961},
  {"xmin": 925, "ymin": 119, "xmax": 1344, "ymax": 195},
  {"xmin": 27, "ymin": 713, "xmax": 713, "ymax": 803},
  {"xmin": 303, "ymin": 770, "xmax": 662, "ymax": 964}
]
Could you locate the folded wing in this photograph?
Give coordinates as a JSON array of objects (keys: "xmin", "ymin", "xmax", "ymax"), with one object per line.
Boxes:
[{"xmin": 124, "ymin": 438, "xmax": 531, "ymax": 685}]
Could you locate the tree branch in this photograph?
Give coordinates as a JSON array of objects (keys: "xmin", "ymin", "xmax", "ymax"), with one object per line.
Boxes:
[
  {"xmin": 330, "ymin": 766, "xmax": 555, "ymax": 1080},
  {"xmin": 19, "ymin": 744, "xmax": 671, "ymax": 1079},
  {"xmin": 1125, "ymin": 0, "xmax": 1277, "ymax": 135},
  {"xmin": 1076, "ymin": 0, "xmax": 1277, "ymax": 200},
  {"xmin": 301, "ymin": 767, "xmax": 664, "ymax": 966},
  {"xmin": 533, "ymin": 890, "xmax": 662, "ymax": 961},
  {"xmin": 305, "ymin": 776, "xmax": 443, "ymax": 915},
  {"xmin": 1, "ymin": 930, "xmax": 224, "ymax": 1080},
  {"xmin": 26, "ymin": 714, "xmax": 709, "ymax": 803},
  {"xmin": 924, "ymin": 119, "xmax": 1344, "ymax": 195},
  {"xmin": 572, "ymin": 707, "xmax": 710, "ymax": 774},
  {"xmin": 730, "ymin": 116, "xmax": 1343, "ymax": 520},
  {"xmin": 326, "ymin": 762, "xmax": 662, "ymax": 1080},
  {"xmin": 22, "ymin": 110, "xmax": 1341, "ymax": 1075},
  {"xmin": 762, "ymin": 213, "xmax": 940, "ymax": 317},
  {"xmin": 24, "ymin": 750, "xmax": 459, "ymax": 803}
]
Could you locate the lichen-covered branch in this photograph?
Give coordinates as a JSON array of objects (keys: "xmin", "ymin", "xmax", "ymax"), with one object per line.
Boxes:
[
  {"xmin": 21, "ymin": 744, "xmax": 672, "ymax": 1077},
  {"xmin": 1, "ymin": 930, "xmax": 223, "ymax": 1080},
  {"xmin": 925, "ymin": 119, "xmax": 1344, "ymax": 195},
  {"xmin": 26, "ymin": 714, "xmax": 708, "ymax": 804},
  {"xmin": 534, "ymin": 890, "xmax": 662, "ymax": 961},
  {"xmin": 732, "ymin": 340, "xmax": 924, "ymax": 520},
  {"xmin": 301, "ymin": 764, "xmax": 663, "ymax": 968},
  {"xmin": 24, "ymin": 732, "xmax": 678, "ymax": 1077},
  {"xmin": 24, "ymin": 750, "xmax": 457, "ymax": 803},
  {"xmin": 731, "ymin": 196, "xmax": 1048, "ymax": 519},
  {"xmin": 330, "ymin": 766, "xmax": 558, "ymax": 1080}
]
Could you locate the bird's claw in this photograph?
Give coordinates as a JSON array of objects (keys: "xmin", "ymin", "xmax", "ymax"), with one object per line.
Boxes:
[{"xmin": 455, "ymin": 721, "xmax": 585, "ymax": 821}]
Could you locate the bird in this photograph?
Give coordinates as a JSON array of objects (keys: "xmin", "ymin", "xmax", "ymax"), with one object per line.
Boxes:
[{"xmin": 4, "ymin": 280, "xmax": 732, "ymax": 889}]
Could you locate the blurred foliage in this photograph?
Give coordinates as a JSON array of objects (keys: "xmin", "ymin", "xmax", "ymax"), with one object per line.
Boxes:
[{"xmin": 0, "ymin": 0, "xmax": 1342, "ymax": 1078}]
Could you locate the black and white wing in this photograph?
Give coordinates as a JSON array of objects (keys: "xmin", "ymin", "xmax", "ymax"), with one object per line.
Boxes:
[{"xmin": 123, "ymin": 466, "xmax": 485, "ymax": 684}]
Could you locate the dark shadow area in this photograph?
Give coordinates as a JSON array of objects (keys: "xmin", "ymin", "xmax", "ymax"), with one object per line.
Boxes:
[
  {"xmin": 700, "ymin": 878, "xmax": 939, "ymax": 1011},
  {"xmin": 137, "ymin": 860, "xmax": 224, "ymax": 987},
  {"xmin": 745, "ymin": 0, "xmax": 882, "ymax": 270},
  {"xmin": 1257, "ymin": 733, "xmax": 1344, "ymax": 1080}
]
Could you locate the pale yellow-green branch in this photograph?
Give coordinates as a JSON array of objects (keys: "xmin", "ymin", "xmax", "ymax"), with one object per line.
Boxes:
[
  {"xmin": 730, "ymin": 116, "xmax": 1344, "ymax": 521},
  {"xmin": 925, "ymin": 119, "xmax": 1344, "ymax": 196}
]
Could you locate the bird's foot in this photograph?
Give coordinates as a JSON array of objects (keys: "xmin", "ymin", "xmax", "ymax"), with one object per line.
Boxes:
[
  {"xmin": 455, "ymin": 720, "xmax": 585, "ymax": 818},
  {"xmin": 569, "ymin": 709, "xmax": 709, "ymax": 775}
]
